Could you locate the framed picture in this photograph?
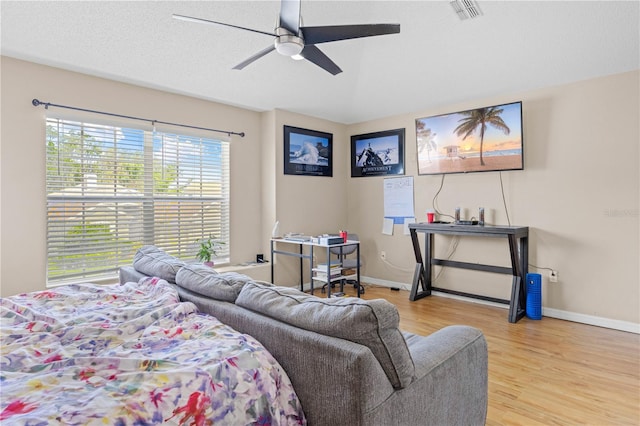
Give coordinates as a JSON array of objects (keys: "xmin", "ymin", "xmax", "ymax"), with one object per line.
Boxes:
[
  {"xmin": 284, "ymin": 125, "xmax": 333, "ymax": 177},
  {"xmin": 415, "ymin": 101, "xmax": 523, "ymax": 175},
  {"xmin": 351, "ymin": 128, "xmax": 405, "ymax": 177}
]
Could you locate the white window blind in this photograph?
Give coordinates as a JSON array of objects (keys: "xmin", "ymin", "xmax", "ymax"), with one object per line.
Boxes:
[{"xmin": 46, "ymin": 118, "xmax": 230, "ymax": 283}]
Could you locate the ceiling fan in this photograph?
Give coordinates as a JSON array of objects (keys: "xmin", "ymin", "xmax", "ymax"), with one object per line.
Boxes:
[{"xmin": 173, "ymin": 0, "xmax": 400, "ymax": 75}]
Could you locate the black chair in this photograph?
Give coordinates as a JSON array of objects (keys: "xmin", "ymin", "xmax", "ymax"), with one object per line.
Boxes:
[{"xmin": 322, "ymin": 234, "xmax": 364, "ymax": 295}]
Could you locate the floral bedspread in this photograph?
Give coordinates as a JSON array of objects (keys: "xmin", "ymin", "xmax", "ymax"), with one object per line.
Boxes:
[{"xmin": 0, "ymin": 277, "xmax": 305, "ymax": 425}]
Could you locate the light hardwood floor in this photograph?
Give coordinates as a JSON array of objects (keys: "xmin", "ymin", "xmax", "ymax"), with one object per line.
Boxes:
[{"xmin": 336, "ymin": 284, "xmax": 640, "ymax": 425}]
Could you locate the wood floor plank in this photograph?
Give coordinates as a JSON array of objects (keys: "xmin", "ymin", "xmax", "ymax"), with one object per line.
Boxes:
[{"xmin": 338, "ymin": 284, "xmax": 640, "ymax": 425}]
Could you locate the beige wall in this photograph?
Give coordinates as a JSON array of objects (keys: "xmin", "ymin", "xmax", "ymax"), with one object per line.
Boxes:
[
  {"xmin": 0, "ymin": 56, "xmax": 264, "ymax": 296},
  {"xmin": 345, "ymin": 71, "xmax": 639, "ymax": 325},
  {"xmin": 266, "ymin": 109, "xmax": 348, "ymax": 287},
  {"xmin": 1, "ymin": 56, "xmax": 638, "ymax": 327}
]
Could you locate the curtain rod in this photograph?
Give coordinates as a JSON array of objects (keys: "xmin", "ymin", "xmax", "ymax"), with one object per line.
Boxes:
[{"xmin": 32, "ymin": 98, "xmax": 245, "ymax": 138}]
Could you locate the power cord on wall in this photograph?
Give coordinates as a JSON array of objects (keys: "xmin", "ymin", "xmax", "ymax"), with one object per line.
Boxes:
[
  {"xmin": 529, "ymin": 263, "xmax": 555, "ymax": 272},
  {"xmin": 433, "ymin": 173, "xmax": 512, "ymax": 225},
  {"xmin": 380, "ymin": 257, "xmax": 414, "ymax": 273},
  {"xmin": 432, "ymin": 174, "xmax": 455, "ymax": 221},
  {"xmin": 380, "ymin": 236, "xmax": 460, "ymax": 284},
  {"xmin": 433, "ymin": 235, "xmax": 460, "ymax": 283},
  {"xmin": 499, "ymin": 171, "xmax": 512, "ymax": 226}
]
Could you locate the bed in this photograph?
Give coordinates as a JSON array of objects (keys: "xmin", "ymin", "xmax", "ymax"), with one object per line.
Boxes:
[{"xmin": 0, "ymin": 277, "xmax": 306, "ymax": 425}]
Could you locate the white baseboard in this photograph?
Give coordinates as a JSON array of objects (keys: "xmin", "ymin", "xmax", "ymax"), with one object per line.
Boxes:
[
  {"xmin": 362, "ymin": 276, "xmax": 640, "ymax": 335},
  {"xmin": 362, "ymin": 276, "xmax": 413, "ymax": 292},
  {"xmin": 540, "ymin": 307, "xmax": 640, "ymax": 334}
]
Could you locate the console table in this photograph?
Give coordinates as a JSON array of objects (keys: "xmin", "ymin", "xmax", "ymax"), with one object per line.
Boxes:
[
  {"xmin": 270, "ymin": 238, "xmax": 361, "ymax": 298},
  {"xmin": 408, "ymin": 223, "xmax": 528, "ymax": 323}
]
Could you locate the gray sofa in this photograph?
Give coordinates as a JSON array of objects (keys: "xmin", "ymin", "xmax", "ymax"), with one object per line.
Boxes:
[{"xmin": 119, "ymin": 246, "xmax": 488, "ymax": 425}]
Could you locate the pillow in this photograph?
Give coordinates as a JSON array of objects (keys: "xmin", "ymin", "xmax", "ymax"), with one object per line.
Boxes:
[
  {"xmin": 236, "ymin": 282, "xmax": 415, "ymax": 389},
  {"xmin": 133, "ymin": 245, "xmax": 185, "ymax": 283},
  {"xmin": 175, "ymin": 264, "xmax": 260, "ymax": 302}
]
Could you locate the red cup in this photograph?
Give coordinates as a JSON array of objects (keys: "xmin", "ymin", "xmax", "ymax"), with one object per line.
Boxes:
[
  {"xmin": 427, "ymin": 212, "xmax": 435, "ymax": 223},
  {"xmin": 339, "ymin": 230, "xmax": 348, "ymax": 243}
]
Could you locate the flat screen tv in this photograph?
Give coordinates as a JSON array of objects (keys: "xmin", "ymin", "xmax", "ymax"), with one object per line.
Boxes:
[{"xmin": 415, "ymin": 101, "xmax": 523, "ymax": 175}]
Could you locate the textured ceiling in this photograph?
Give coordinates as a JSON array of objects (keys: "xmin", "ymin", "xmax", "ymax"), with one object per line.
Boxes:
[{"xmin": 1, "ymin": 1, "xmax": 638, "ymax": 124}]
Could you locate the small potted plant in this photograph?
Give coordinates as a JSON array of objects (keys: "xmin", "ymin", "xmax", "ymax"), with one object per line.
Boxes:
[{"xmin": 195, "ymin": 235, "xmax": 223, "ymax": 267}]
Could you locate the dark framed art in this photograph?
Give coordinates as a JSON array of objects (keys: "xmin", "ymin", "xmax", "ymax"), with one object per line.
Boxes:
[
  {"xmin": 351, "ymin": 128, "xmax": 405, "ymax": 177},
  {"xmin": 284, "ymin": 125, "xmax": 333, "ymax": 177}
]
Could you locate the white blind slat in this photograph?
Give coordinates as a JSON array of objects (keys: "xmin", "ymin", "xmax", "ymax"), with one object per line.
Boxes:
[{"xmin": 46, "ymin": 118, "xmax": 230, "ymax": 283}]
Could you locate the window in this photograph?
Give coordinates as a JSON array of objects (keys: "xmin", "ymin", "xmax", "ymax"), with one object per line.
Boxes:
[{"xmin": 46, "ymin": 118, "xmax": 230, "ymax": 284}]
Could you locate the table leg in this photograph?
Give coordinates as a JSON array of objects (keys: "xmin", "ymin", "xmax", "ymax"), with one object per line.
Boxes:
[
  {"xmin": 356, "ymin": 244, "xmax": 361, "ymax": 297},
  {"xmin": 508, "ymin": 234, "xmax": 526, "ymax": 323},
  {"xmin": 409, "ymin": 229, "xmax": 421, "ymax": 301},
  {"xmin": 509, "ymin": 275, "xmax": 522, "ymax": 323},
  {"xmin": 325, "ymin": 246, "xmax": 331, "ymax": 298},
  {"xmin": 409, "ymin": 263, "xmax": 423, "ymax": 301},
  {"xmin": 270, "ymin": 239, "xmax": 275, "ymax": 283},
  {"xmin": 304, "ymin": 245, "xmax": 310, "ymax": 294},
  {"xmin": 409, "ymin": 229, "xmax": 432, "ymax": 301},
  {"xmin": 519, "ymin": 235, "xmax": 529, "ymax": 309},
  {"xmin": 424, "ymin": 232, "xmax": 433, "ymax": 293}
]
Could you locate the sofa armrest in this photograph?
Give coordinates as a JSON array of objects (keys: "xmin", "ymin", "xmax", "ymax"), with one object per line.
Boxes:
[
  {"xmin": 119, "ymin": 265, "xmax": 148, "ymax": 284},
  {"xmin": 406, "ymin": 325, "xmax": 487, "ymax": 379},
  {"xmin": 365, "ymin": 325, "xmax": 488, "ymax": 425}
]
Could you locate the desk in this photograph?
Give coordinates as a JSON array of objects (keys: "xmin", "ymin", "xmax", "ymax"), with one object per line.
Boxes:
[
  {"xmin": 408, "ymin": 223, "xmax": 528, "ymax": 323},
  {"xmin": 270, "ymin": 238, "xmax": 361, "ymax": 298}
]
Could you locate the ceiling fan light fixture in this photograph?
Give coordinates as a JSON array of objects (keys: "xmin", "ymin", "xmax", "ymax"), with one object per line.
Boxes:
[
  {"xmin": 274, "ymin": 34, "xmax": 304, "ymax": 56},
  {"xmin": 177, "ymin": 1, "xmax": 401, "ymax": 74}
]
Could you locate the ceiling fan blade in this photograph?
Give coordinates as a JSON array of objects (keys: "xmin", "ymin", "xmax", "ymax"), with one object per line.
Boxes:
[
  {"xmin": 173, "ymin": 14, "xmax": 275, "ymax": 37},
  {"xmin": 232, "ymin": 45, "xmax": 276, "ymax": 70},
  {"xmin": 301, "ymin": 24, "xmax": 400, "ymax": 45},
  {"xmin": 300, "ymin": 45, "xmax": 342, "ymax": 75},
  {"xmin": 279, "ymin": 0, "xmax": 301, "ymax": 34}
]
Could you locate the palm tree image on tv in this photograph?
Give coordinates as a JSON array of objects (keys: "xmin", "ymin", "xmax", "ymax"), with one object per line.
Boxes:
[
  {"xmin": 415, "ymin": 101, "xmax": 523, "ymax": 175},
  {"xmin": 416, "ymin": 121, "xmax": 437, "ymax": 163},
  {"xmin": 453, "ymin": 106, "xmax": 510, "ymax": 166}
]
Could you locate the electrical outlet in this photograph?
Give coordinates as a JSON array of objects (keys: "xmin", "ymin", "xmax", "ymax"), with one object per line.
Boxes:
[
  {"xmin": 380, "ymin": 251, "xmax": 386, "ymax": 260},
  {"xmin": 549, "ymin": 270, "xmax": 558, "ymax": 283}
]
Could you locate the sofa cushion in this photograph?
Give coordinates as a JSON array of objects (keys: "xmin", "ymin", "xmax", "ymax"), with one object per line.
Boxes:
[
  {"xmin": 133, "ymin": 245, "xmax": 185, "ymax": 283},
  {"xmin": 175, "ymin": 264, "xmax": 258, "ymax": 302},
  {"xmin": 236, "ymin": 282, "xmax": 415, "ymax": 389}
]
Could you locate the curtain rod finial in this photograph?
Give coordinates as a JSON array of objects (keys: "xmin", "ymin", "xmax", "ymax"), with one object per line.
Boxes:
[
  {"xmin": 32, "ymin": 99, "xmax": 41, "ymax": 106},
  {"xmin": 239, "ymin": 132, "xmax": 245, "ymax": 137}
]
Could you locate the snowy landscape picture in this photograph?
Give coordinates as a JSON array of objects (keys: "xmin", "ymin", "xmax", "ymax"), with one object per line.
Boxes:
[
  {"xmin": 284, "ymin": 125, "xmax": 333, "ymax": 177},
  {"xmin": 351, "ymin": 129, "xmax": 405, "ymax": 177}
]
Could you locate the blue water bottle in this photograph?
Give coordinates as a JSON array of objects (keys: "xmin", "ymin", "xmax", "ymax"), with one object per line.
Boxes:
[{"xmin": 526, "ymin": 273, "xmax": 542, "ymax": 320}]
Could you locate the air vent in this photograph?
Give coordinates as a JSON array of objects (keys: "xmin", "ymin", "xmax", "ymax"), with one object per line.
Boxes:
[{"xmin": 450, "ymin": 0, "xmax": 482, "ymax": 20}]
